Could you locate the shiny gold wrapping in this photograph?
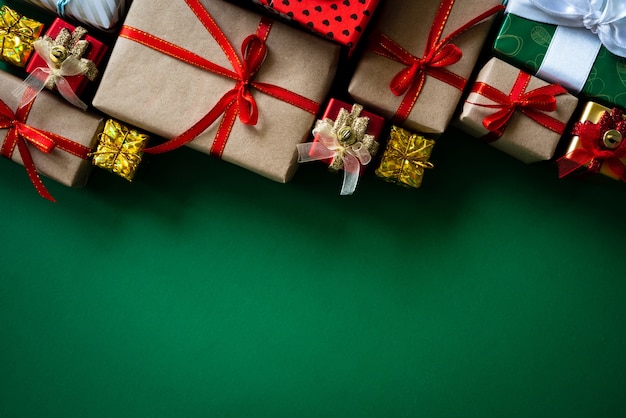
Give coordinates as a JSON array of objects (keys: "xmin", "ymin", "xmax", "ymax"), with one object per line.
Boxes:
[
  {"xmin": 566, "ymin": 102, "xmax": 626, "ymax": 181},
  {"xmin": 375, "ymin": 125, "xmax": 435, "ymax": 189},
  {"xmin": 0, "ymin": 5, "xmax": 43, "ymax": 67},
  {"xmin": 91, "ymin": 119, "xmax": 149, "ymax": 181}
]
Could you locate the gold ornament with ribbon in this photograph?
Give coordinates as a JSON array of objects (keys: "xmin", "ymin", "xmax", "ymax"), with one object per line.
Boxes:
[
  {"xmin": 375, "ymin": 125, "xmax": 435, "ymax": 189},
  {"xmin": 91, "ymin": 119, "xmax": 149, "ymax": 181},
  {"xmin": 13, "ymin": 25, "xmax": 97, "ymax": 109},
  {"xmin": 297, "ymin": 103, "xmax": 379, "ymax": 195},
  {"xmin": 0, "ymin": 5, "xmax": 44, "ymax": 67}
]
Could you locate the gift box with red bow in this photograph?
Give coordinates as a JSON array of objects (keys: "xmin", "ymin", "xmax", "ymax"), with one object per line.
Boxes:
[
  {"xmin": 457, "ymin": 58, "xmax": 578, "ymax": 163},
  {"xmin": 557, "ymin": 102, "xmax": 626, "ymax": 182},
  {"xmin": 348, "ymin": 0, "xmax": 504, "ymax": 134},
  {"xmin": 92, "ymin": 0, "xmax": 340, "ymax": 183},
  {"xmin": 0, "ymin": 70, "xmax": 103, "ymax": 202}
]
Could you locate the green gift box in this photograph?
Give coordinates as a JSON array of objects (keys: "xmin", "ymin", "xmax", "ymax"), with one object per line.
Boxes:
[{"xmin": 494, "ymin": 8, "xmax": 626, "ymax": 109}]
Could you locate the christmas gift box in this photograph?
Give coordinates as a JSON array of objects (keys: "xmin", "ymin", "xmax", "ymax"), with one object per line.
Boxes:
[
  {"xmin": 348, "ymin": 0, "xmax": 504, "ymax": 134},
  {"xmin": 0, "ymin": 71, "xmax": 103, "ymax": 201},
  {"xmin": 296, "ymin": 99, "xmax": 382, "ymax": 195},
  {"xmin": 245, "ymin": 0, "xmax": 380, "ymax": 51},
  {"xmin": 375, "ymin": 125, "xmax": 435, "ymax": 189},
  {"xmin": 20, "ymin": 0, "xmax": 131, "ymax": 31},
  {"xmin": 557, "ymin": 102, "xmax": 626, "ymax": 183},
  {"xmin": 91, "ymin": 119, "xmax": 150, "ymax": 181},
  {"xmin": 457, "ymin": 57, "xmax": 578, "ymax": 164},
  {"xmin": 494, "ymin": 0, "xmax": 626, "ymax": 109},
  {"xmin": 0, "ymin": 4, "xmax": 44, "ymax": 67},
  {"xmin": 92, "ymin": 0, "xmax": 340, "ymax": 183},
  {"xmin": 22, "ymin": 18, "xmax": 107, "ymax": 109}
]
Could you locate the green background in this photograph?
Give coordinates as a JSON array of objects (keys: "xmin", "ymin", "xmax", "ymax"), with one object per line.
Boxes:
[
  {"xmin": 2, "ymin": 0, "xmax": 626, "ymax": 416},
  {"xmin": 2, "ymin": 126, "xmax": 626, "ymax": 418}
]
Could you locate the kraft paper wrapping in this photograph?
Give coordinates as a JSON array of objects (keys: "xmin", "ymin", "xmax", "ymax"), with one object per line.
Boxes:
[
  {"xmin": 348, "ymin": 0, "xmax": 501, "ymax": 134},
  {"xmin": 0, "ymin": 71, "xmax": 102, "ymax": 187},
  {"xmin": 458, "ymin": 58, "xmax": 578, "ymax": 164},
  {"xmin": 92, "ymin": 0, "xmax": 340, "ymax": 183}
]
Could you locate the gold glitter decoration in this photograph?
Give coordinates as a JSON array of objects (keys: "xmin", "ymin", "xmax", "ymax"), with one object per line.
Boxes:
[
  {"xmin": 375, "ymin": 125, "xmax": 435, "ymax": 189},
  {"xmin": 0, "ymin": 5, "xmax": 44, "ymax": 67},
  {"xmin": 315, "ymin": 103, "xmax": 378, "ymax": 171},
  {"xmin": 91, "ymin": 119, "xmax": 149, "ymax": 181},
  {"xmin": 39, "ymin": 25, "xmax": 98, "ymax": 89}
]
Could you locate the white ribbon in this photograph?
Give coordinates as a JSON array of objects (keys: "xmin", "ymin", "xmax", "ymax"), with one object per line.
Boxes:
[
  {"xmin": 506, "ymin": 0, "xmax": 626, "ymax": 92},
  {"xmin": 297, "ymin": 122, "xmax": 373, "ymax": 196},
  {"xmin": 12, "ymin": 40, "xmax": 89, "ymax": 110}
]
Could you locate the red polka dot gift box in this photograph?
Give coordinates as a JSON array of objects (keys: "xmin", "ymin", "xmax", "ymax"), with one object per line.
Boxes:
[{"xmin": 249, "ymin": 0, "xmax": 380, "ymax": 51}]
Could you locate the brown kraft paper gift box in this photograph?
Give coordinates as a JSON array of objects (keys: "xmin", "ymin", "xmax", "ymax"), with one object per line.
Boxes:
[
  {"xmin": 92, "ymin": 0, "xmax": 340, "ymax": 183},
  {"xmin": 457, "ymin": 58, "xmax": 578, "ymax": 163},
  {"xmin": 0, "ymin": 71, "xmax": 102, "ymax": 188},
  {"xmin": 348, "ymin": 0, "xmax": 503, "ymax": 135}
]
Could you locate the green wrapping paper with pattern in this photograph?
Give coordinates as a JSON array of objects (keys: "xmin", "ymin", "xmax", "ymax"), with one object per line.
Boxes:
[{"xmin": 494, "ymin": 13, "xmax": 626, "ymax": 109}]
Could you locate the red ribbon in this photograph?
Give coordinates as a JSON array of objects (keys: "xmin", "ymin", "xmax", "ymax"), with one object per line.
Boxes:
[
  {"xmin": 0, "ymin": 90, "xmax": 92, "ymax": 202},
  {"xmin": 469, "ymin": 71, "xmax": 568, "ymax": 143},
  {"xmin": 119, "ymin": 0, "xmax": 320, "ymax": 157},
  {"xmin": 557, "ymin": 108, "xmax": 626, "ymax": 181},
  {"xmin": 367, "ymin": 0, "xmax": 504, "ymax": 124}
]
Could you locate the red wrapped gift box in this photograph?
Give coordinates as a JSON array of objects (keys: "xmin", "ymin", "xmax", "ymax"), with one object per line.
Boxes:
[
  {"xmin": 250, "ymin": 0, "xmax": 380, "ymax": 50},
  {"xmin": 26, "ymin": 18, "xmax": 108, "ymax": 98}
]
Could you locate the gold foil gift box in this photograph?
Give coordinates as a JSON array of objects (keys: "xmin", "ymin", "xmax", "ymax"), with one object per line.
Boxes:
[
  {"xmin": 557, "ymin": 102, "xmax": 626, "ymax": 182},
  {"xmin": 375, "ymin": 125, "xmax": 435, "ymax": 189},
  {"xmin": 0, "ymin": 5, "xmax": 44, "ymax": 67},
  {"xmin": 91, "ymin": 119, "xmax": 150, "ymax": 181}
]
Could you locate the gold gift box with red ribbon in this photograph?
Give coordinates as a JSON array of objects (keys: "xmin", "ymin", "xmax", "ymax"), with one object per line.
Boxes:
[
  {"xmin": 557, "ymin": 102, "xmax": 626, "ymax": 182},
  {"xmin": 93, "ymin": 0, "xmax": 340, "ymax": 183},
  {"xmin": 457, "ymin": 58, "xmax": 578, "ymax": 164}
]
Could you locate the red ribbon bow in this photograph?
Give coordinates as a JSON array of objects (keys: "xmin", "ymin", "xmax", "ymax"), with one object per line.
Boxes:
[
  {"xmin": 119, "ymin": 0, "xmax": 319, "ymax": 157},
  {"xmin": 557, "ymin": 108, "xmax": 626, "ymax": 181},
  {"xmin": 367, "ymin": 0, "xmax": 504, "ymax": 124},
  {"xmin": 0, "ymin": 91, "xmax": 92, "ymax": 202},
  {"xmin": 469, "ymin": 71, "xmax": 567, "ymax": 142}
]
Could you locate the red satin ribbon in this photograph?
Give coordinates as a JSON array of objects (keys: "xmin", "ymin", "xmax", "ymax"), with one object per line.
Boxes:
[
  {"xmin": 119, "ymin": 0, "xmax": 320, "ymax": 157},
  {"xmin": 557, "ymin": 108, "xmax": 626, "ymax": 181},
  {"xmin": 0, "ymin": 91, "xmax": 92, "ymax": 202},
  {"xmin": 469, "ymin": 71, "xmax": 567, "ymax": 143},
  {"xmin": 367, "ymin": 0, "xmax": 504, "ymax": 124}
]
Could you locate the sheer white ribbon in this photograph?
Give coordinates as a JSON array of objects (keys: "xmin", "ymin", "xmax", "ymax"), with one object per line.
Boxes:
[
  {"xmin": 506, "ymin": 0, "xmax": 626, "ymax": 92},
  {"xmin": 13, "ymin": 40, "xmax": 89, "ymax": 110}
]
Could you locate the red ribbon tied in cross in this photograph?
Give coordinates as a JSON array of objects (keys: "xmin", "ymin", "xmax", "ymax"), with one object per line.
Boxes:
[
  {"xmin": 469, "ymin": 71, "xmax": 568, "ymax": 142},
  {"xmin": 0, "ymin": 91, "xmax": 92, "ymax": 202},
  {"xmin": 557, "ymin": 108, "xmax": 626, "ymax": 181},
  {"xmin": 367, "ymin": 0, "xmax": 504, "ymax": 124},
  {"xmin": 119, "ymin": 0, "xmax": 319, "ymax": 157}
]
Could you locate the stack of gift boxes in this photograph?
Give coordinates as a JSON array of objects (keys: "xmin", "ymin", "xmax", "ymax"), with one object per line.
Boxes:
[{"xmin": 1, "ymin": 0, "xmax": 625, "ymax": 202}]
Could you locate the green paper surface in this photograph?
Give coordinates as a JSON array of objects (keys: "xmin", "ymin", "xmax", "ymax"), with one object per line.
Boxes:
[
  {"xmin": 494, "ymin": 13, "xmax": 626, "ymax": 109},
  {"xmin": 2, "ymin": 127, "xmax": 626, "ymax": 418}
]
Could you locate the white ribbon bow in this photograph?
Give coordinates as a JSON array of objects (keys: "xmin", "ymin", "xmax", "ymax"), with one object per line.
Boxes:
[
  {"xmin": 13, "ymin": 40, "xmax": 89, "ymax": 110},
  {"xmin": 297, "ymin": 105, "xmax": 377, "ymax": 196},
  {"xmin": 507, "ymin": 0, "xmax": 626, "ymax": 57}
]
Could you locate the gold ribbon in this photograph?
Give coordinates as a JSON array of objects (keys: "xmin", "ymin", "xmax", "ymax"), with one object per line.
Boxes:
[
  {"xmin": 376, "ymin": 125, "xmax": 435, "ymax": 189},
  {"xmin": 0, "ymin": 5, "xmax": 43, "ymax": 67},
  {"xmin": 91, "ymin": 119, "xmax": 149, "ymax": 181}
]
